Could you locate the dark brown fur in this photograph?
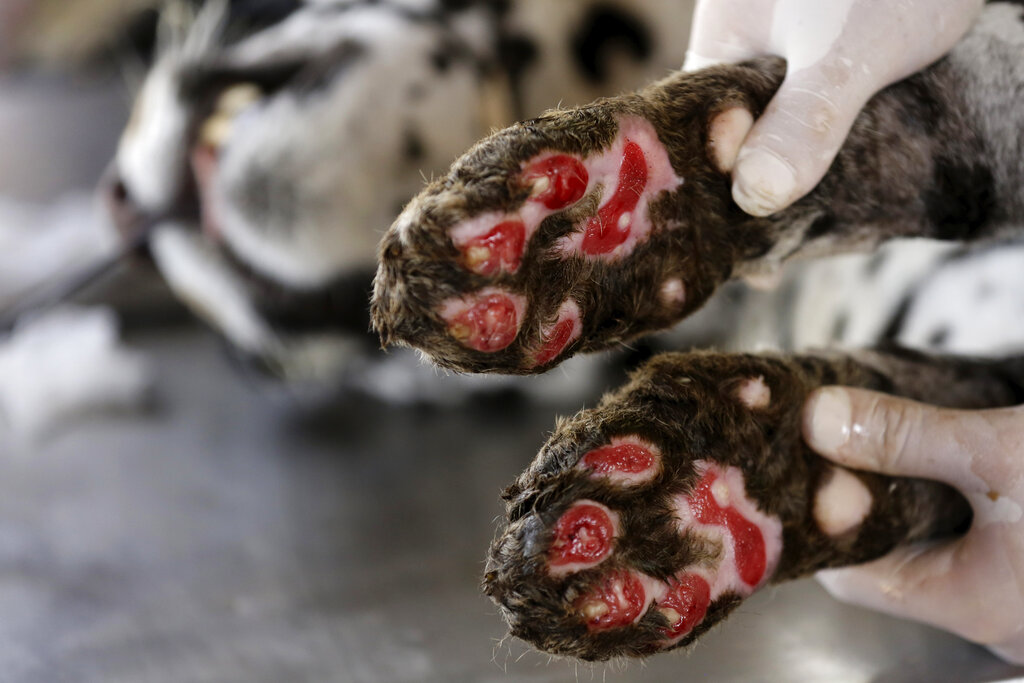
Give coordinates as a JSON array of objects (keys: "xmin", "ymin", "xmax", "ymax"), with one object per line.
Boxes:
[
  {"xmin": 483, "ymin": 347, "xmax": 1024, "ymax": 661},
  {"xmin": 371, "ymin": 9, "xmax": 1022, "ymax": 374}
]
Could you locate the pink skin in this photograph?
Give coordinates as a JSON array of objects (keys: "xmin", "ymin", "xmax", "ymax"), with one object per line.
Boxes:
[
  {"xmin": 578, "ymin": 435, "xmax": 661, "ymax": 486},
  {"xmin": 549, "ymin": 500, "xmax": 620, "ymax": 576},
  {"xmin": 532, "ymin": 299, "xmax": 583, "ymax": 367},
  {"xmin": 556, "ymin": 116, "xmax": 683, "ymax": 260},
  {"xmin": 440, "ymin": 288, "xmax": 527, "ymax": 353},
  {"xmin": 579, "ymin": 140, "xmax": 647, "ymax": 254},
  {"xmin": 673, "ymin": 461, "xmax": 783, "ymax": 596}
]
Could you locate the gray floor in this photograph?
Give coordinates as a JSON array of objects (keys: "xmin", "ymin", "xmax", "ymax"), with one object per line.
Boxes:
[{"xmin": 1, "ymin": 327, "xmax": 1022, "ymax": 683}]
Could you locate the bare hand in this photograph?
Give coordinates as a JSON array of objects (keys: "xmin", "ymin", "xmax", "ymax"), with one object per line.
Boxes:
[{"xmin": 803, "ymin": 387, "xmax": 1024, "ymax": 663}]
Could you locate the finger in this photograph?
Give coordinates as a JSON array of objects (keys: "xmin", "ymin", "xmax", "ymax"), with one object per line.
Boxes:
[
  {"xmin": 730, "ymin": 64, "xmax": 873, "ymax": 216},
  {"xmin": 682, "ymin": 0, "xmax": 773, "ymax": 71},
  {"xmin": 815, "ymin": 539, "xmax": 973, "ymax": 636},
  {"xmin": 818, "ymin": 532, "xmax": 1024, "ymax": 646},
  {"xmin": 802, "ymin": 387, "xmax": 970, "ymax": 488}
]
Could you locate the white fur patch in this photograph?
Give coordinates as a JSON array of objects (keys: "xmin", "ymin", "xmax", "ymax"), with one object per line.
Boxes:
[{"xmin": 736, "ymin": 375, "xmax": 770, "ymax": 409}]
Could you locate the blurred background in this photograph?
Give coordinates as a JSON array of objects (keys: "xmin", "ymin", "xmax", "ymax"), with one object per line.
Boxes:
[{"xmin": 0, "ymin": 1, "xmax": 1021, "ymax": 681}]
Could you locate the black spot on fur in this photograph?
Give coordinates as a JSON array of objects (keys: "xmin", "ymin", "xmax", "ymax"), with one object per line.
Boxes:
[
  {"xmin": 250, "ymin": 266, "xmax": 378, "ymax": 336},
  {"xmin": 497, "ymin": 34, "xmax": 539, "ymax": 76},
  {"xmin": 180, "ymin": 40, "xmax": 366, "ymax": 105},
  {"xmin": 805, "ymin": 213, "xmax": 837, "ymax": 241},
  {"xmin": 570, "ymin": 4, "xmax": 653, "ymax": 84},
  {"xmin": 880, "ymin": 295, "xmax": 913, "ymax": 343},
  {"xmin": 438, "ymin": 0, "xmax": 476, "ymax": 10},
  {"xmin": 403, "ymin": 127, "xmax": 427, "ymax": 161},
  {"xmin": 431, "ymin": 48, "xmax": 453, "ymax": 72},
  {"xmin": 497, "ymin": 33, "xmax": 539, "ymax": 117},
  {"xmin": 291, "ymin": 40, "xmax": 368, "ymax": 95},
  {"xmin": 429, "ymin": 35, "xmax": 477, "ymax": 74},
  {"xmin": 924, "ymin": 159, "xmax": 996, "ymax": 240},
  {"xmin": 927, "ymin": 327, "xmax": 950, "ymax": 347}
]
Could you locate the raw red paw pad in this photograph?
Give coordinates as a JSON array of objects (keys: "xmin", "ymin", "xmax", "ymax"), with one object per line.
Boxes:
[
  {"xmin": 523, "ymin": 154, "xmax": 589, "ymax": 210},
  {"xmin": 657, "ymin": 573, "xmax": 710, "ymax": 640},
  {"xmin": 442, "ymin": 289, "xmax": 524, "ymax": 352},
  {"xmin": 549, "ymin": 501, "xmax": 616, "ymax": 570},
  {"xmin": 577, "ymin": 570, "xmax": 645, "ymax": 631},
  {"xmin": 580, "ymin": 141, "xmax": 647, "ymax": 255},
  {"xmin": 459, "ymin": 220, "xmax": 526, "ymax": 275},
  {"xmin": 555, "ymin": 117, "xmax": 683, "ymax": 262},
  {"xmin": 687, "ymin": 467, "xmax": 768, "ymax": 588},
  {"xmin": 533, "ymin": 299, "xmax": 582, "ymax": 367},
  {"xmin": 579, "ymin": 437, "xmax": 660, "ymax": 485}
]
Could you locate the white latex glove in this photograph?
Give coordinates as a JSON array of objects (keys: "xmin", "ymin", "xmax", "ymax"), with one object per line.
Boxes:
[
  {"xmin": 803, "ymin": 387, "xmax": 1024, "ymax": 664},
  {"xmin": 684, "ymin": 0, "xmax": 984, "ymax": 216}
]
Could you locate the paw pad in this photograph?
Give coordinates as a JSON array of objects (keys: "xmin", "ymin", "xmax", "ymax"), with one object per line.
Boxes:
[
  {"xmin": 549, "ymin": 501, "xmax": 616, "ymax": 570},
  {"xmin": 459, "ymin": 220, "xmax": 526, "ymax": 275},
  {"xmin": 576, "ymin": 570, "xmax": 646, "ymax": 631},
  {"xmin": 657, "ymin": 572, "xmax": 711, "ymax": 641},
  {"xmin": 442, "ymin": 289, "xmax": 524, "ymax": 352},
  {"xmin": 523, "ymin": 154, "xmax": 589, "ymax": 210}
]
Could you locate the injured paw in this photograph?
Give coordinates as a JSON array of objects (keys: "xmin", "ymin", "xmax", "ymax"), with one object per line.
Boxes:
[
  {"xmin": 370, "ymin": 63, "xmax": 791, "ymax": 375},
  {"xmin": 483, "ymin": 351, "xmax": 971, "ymax": 661}
]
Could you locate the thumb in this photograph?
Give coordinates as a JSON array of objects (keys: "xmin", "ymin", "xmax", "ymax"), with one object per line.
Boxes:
[
  {"xmin": 731, "ymin": 65, "xmax": 874, "ymax": 217},
  {"xmin": 802, "ymin": 387, "xmax": 967, "ymax": 489}
]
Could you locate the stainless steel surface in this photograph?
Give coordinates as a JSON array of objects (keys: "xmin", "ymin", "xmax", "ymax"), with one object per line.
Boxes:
[{"xmin": 1, "ymin": 326, "xmax": 1022, "ymax": 682}]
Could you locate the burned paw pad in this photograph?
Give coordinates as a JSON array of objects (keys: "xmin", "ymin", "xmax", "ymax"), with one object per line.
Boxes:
[
  {"xmin": 485, "ymin": 430, "xmax": 783, "ymax": 659},
  {"xmin": 372, "ymin": 114, "xmax": 686, "ymax": 373}
]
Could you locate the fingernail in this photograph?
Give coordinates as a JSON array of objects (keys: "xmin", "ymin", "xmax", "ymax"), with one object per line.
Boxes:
[
  {"xmin": 805, "ymin": 388, "xmax": 852, "ymax": 456},
  {"xmin": 732, "ymin": 151, "xmax": 796, "ymax": 217}
]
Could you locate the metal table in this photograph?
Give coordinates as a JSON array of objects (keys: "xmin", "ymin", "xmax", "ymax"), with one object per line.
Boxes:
[{"xmin": 0, "ymin": 326, "xmax": 1020, "ymax": 682}]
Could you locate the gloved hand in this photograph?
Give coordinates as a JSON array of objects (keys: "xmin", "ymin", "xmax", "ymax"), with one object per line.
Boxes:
[
  {"xmin": 803, "ymin": 387, "xmax": 1024, "ymax": 664},
  {"xmin": 684, "ymin": 0, "xmax": 984, "ymax": 216}
]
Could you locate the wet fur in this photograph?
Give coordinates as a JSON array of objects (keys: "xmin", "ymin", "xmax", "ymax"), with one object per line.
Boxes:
[
  {"xmin": 370, "ymin": 1, "xmax": 1024, "ymax": 661},
  {"xmin": 484, "ymin": 346, "xmax": 1024, "ymax": 660},
  {"xmin": 372, "ymin": 3, "xmax": 1024, "ymax": 374}
]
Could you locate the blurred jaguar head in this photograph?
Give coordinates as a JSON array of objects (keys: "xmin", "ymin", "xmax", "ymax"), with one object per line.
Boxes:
[
  {"xmin": 103, "ymin": 0, "xmax": 516, "ymax": 379},
  {"xmin": 102, "ymin": 0, "xmax": 692, "ymax": 381}
]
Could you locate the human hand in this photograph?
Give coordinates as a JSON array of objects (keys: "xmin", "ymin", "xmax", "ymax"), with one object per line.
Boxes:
[
  {"xmin": 802, "ymin": 387, "xmax": 1024, "ymax": 663},
  {"xmin": 684, "ymin": 0, "xmax": 984, "ymax": 216}
]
